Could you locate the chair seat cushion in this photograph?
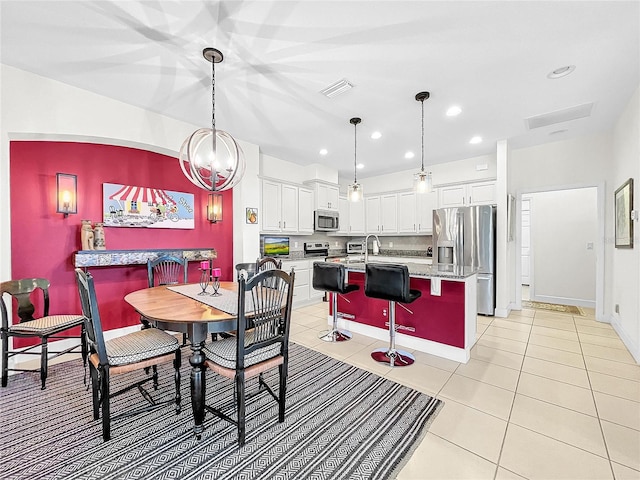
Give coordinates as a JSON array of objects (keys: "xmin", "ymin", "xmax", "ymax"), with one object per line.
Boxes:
[
  {"xmin": 203, "ymin": 331, "xmax": 281, "ymax": 369},
  {"xmin": 106, "ymin": 328, "xmax": 179, "ymax": 366},
  {"xmin": 9, "ymin": 314, "xmax": 84, "ymax": 336}
]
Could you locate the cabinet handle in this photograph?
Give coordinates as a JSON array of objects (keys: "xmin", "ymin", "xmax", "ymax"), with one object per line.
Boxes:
[{"xmin": 283, "ymin": 221, "xmax": 286, "ymax": 228}]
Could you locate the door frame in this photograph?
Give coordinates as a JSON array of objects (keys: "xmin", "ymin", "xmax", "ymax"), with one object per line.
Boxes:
[{"xmin": 514, "ymin": 182, "xmax": 605, "ymax": 321}]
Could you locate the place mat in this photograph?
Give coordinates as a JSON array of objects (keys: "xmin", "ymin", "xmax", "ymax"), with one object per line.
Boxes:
[
  {"xmin": 168, "ymin": 284, "xmax": 252, "ymax": 316},
  {"xmin": 522, "ymin": 300, "xmax": 585, "ymax": 316}
]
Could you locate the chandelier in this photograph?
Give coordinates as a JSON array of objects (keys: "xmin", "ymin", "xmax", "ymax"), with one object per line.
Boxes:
[
  {"xmin": 348, "ymin": 117, "xmax": 363, "ymax": 202},
  {"xmin": 414, "ymin": 91, "xmax": 432, "ymax": 194},
  {"xmin": 179, "ymin": 48, "xmax": 245, "ymax": 191}
]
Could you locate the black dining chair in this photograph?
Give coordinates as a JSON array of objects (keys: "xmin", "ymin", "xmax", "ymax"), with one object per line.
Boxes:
[
  {"xmin": 255, "ymin": 256, "xmax": 282, "ymax": 272},
  {"xmin": 1, "ymin": 278, "xmax": 87, "ymax": 389},
  {"xmin": 147, "ymin": 255, "xmax": 189, "ymax": 344},
  {"xmin": 75, "ymin": 268, "xmax": 181, "ymax": 441},
  {"xmin": 202, "ymin": 268, "xmax": 295, "ymax": 446}
]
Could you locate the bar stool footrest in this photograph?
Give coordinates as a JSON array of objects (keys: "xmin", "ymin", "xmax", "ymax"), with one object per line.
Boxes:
[{"xmin": 371, "ymin": 348, "xmax": 414, "ymax": 367}]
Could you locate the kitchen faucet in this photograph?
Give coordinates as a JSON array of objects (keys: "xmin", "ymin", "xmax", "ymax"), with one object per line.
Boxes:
[{"xmin": 364, "ymin": 234, "xmax": 381, "ymax": 264}]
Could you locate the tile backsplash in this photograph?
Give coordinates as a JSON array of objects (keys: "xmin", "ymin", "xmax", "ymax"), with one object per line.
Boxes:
[{"xmin": 261, "ymin": 233, "xmax": 432, "ymax": 258}]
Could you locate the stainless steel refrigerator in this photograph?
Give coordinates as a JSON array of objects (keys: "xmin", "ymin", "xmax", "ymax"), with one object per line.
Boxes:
[{"xmin": 433, "ymin": 205, "xmax": 496, "ymax": 315}]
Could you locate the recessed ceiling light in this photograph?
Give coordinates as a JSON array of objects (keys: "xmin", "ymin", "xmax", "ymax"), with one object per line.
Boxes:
[
  {"xmin": 357, "ymin": 163, "xmax": 364, "ymax": 169},
  {"xmin": 469, "ymin": 136, "xmax": 482, "ymax": 144},
  {"xmin": 319, "ymin": 148, "xmax": 328, "ymax": 155},
  {"xmin": 371, "ymin": 131, "xmax": 382, "ymax": 140},
  {"xmin": 547, "ymin": 65, "xmax": 576, "ymax": 79},
  {"xmin": 446, "ymin": 106, "xmax": 462, "ymax": 117},
  {"xmin": 404, "ymin": 151, "xmax": 415, "ymax": 159}
]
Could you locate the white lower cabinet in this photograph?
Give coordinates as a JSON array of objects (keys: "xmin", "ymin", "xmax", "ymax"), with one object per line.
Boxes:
[{"xmin": 281, "ymin": 259, "xmax": 324, "ymax": 307}]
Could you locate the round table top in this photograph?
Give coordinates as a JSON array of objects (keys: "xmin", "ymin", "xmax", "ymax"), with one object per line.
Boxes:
[{"xmin": 124, "ymin": 282, "xmax": 238, "ymax": 324}]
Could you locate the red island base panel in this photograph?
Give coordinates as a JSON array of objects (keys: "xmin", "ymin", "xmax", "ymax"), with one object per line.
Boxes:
[{"xmin": 332, "ymin": 272, "xmax": 469, "ymax": 350}]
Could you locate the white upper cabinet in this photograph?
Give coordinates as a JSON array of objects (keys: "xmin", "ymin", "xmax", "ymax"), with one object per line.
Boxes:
[
  {"xmin": 365, "ymin": 196, "xmax": 381, "ymax": 233},
  {"xmin": 438, "ymin": 180, "xmax": 496, "ymax": 207},
  {"xmin": 261, "ymin": 180, "xmax": 306, "ymax": 234},
  {"xmin": 261, "ymin": 180, "xmax": 282, "ymax": 232},
  {"xmin": 298, "ymin": 188, "xmax": 314, "ymax": 233},
  {"xmin": 416, "ymin": 190, "xmax": 438, "ymax": 233},
  {"xmin": 337, "ymin": 196, "xmax": 350, "ymax": 234},
  {"xmin": 280, "ymin": 183, "xmax": 299, "ymax": 232},
  {"xmin": 349, "ymin": 198, "xmax": 365, "ymax": 234},
  {"xmin": 380, "ymin": 194, "xmax": 397, "ymax": 234},
  {"xmin": 468, "ymin": 181, "xmax": 496, "ymax": 205},
  {"xmin": 365, "ymin": 194, "xmax": 397, "ymax": 234},
  {"xmin": 308, "ymin": 181, "xmax": 339, "ymax": 211},
  {"xmin": 398, "ymin": 192, "xmax": 417, "ymax": 233}
]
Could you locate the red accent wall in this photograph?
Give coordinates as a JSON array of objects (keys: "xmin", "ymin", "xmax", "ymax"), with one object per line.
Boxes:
[{"xmin": 9, "ymin": 141, "xmax": 233, "ymax": 345}]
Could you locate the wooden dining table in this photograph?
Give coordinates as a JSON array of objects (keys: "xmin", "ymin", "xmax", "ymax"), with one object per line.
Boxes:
[{"xmin": 124, "ymin": 282, "xmax": 238, "ymax": 437}]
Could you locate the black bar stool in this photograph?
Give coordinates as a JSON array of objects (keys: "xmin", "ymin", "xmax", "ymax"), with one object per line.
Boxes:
[
  {"xmin": 365, "ymin": 263, "xmax": 421, "ymax": 366},
  {"xmin": 312, "ymin": 262, "xmax": 360, "ymax": 342}
]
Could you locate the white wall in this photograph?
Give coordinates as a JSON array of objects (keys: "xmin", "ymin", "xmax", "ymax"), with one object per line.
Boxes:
[
  {"xmin": 610, "ymin": 85, "xmax": 640, "ymax": 361},
  {"xmin": 339, "ymin": 153, "xmax": 497, "ymax": 194},
  {"xmin": 509, "ymin": 133, "xmax": 610, "ymax": 319},
  {"xmin": 530, "ymin": 188, "xmax": 597, "ymax": 307}
]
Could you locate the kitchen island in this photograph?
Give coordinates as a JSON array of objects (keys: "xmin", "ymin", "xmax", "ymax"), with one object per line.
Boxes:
[{"xmin": 327, "ymin": 259, "xmax": 478, "ymax": 363}]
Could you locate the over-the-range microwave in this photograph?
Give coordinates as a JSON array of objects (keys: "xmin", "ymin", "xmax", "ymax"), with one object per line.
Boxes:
[{"xmin": 314, "ymin": 209, "xmax": 339, "ymax": 232}]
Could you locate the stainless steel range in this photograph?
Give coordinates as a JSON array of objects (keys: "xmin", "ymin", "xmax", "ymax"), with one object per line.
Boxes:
[{"xmin": 304, "ymin": 242, "xmax": 329, "ymax": 258}]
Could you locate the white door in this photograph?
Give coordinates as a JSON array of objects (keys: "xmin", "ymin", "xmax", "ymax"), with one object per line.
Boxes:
[{"xmin": 521, "ymin": 198, "xmax": 531, "ymax": 286}]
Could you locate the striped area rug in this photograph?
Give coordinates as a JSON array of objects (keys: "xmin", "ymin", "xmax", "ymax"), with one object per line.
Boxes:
[{"xmin": 0, "ymin": 343, "xmax": 442, "ymax": 480}]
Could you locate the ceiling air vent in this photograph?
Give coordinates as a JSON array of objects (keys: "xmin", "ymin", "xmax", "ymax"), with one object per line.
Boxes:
[
  {"xmin": 320, "ymin": 78, "xmax": 353, "ymax": 98},
  {"xmin": 525, "ymin": 102, "xmax": 593, "ymax": 130}
]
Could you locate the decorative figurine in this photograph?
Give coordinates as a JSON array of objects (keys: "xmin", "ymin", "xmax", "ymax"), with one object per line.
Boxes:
[
  {"xmin": 81, "ymin": 220, "xmax": 95, "ymax": 251},
  {"xmin": 93, "ymin": 223, "xmax": 106, "ymax": 250}
]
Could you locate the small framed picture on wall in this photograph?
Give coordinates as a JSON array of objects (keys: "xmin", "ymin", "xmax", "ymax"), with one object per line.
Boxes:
[
  {"xmin": 246, "ymin": 208, "xmax": 258, "ymax": 224},
  {"xmin": 614, "ymin": 178, "xmax": 633, "ymax": 249}
]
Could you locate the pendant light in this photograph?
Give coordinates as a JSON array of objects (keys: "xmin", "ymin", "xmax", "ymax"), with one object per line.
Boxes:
[
  {"xmin": 348, "ymin": 117, "xmax": 363, "ymax": 202},
  {"xmin": 179, "ymin": 48, "xmax": 245, "ymax": 191},
  {"xmin": 414, "ymin": 91, "xmax": 432, "ymax": 194}
]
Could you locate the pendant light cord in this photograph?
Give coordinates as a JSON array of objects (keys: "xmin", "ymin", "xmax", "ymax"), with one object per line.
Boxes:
[
  {"xmin": 210, "ymin": 56, "xmax": 217, "ymax": 189},
  {"xmin": 353, "ymin": 120, "xmax": 358, "ymax": 183},
  {"xmin": 420, "ymin": 97, "xmax": 425, "ymax": 173}
]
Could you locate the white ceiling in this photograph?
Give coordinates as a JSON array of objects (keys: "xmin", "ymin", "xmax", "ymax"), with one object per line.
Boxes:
[{"xmin": 1, "ymin": 1, "xmax": 638, "ymax": 180}]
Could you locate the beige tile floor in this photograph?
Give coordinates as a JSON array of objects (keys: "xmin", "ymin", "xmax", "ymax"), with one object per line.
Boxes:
[{"xmin": 290, "ymin": 301, "xmax": 640, "ymax": 480}]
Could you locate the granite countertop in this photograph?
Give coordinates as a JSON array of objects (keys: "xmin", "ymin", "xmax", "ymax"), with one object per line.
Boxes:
[{"xmin": 338, "ymin": 260, "xmax": 478, "ymax": 280}]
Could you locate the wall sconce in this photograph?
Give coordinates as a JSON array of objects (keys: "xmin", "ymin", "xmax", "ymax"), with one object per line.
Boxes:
[
  {"xmin": 207, "ymin": 193, "xmax": 223, "ymax": 223},
  {"xmin": 56, "ymin": 173, "xmax": 77, "ymax": 218}
]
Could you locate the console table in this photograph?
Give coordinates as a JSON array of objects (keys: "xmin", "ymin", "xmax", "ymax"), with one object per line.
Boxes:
[{"xmin": 74, "ymin": 248, "xmax": 217, "ymax": 268}]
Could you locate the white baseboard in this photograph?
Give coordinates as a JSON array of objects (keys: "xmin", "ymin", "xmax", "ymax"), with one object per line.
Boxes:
[
  {"xmin": 609, "ymin": 314, "xmax": 640, "ymax": 364},
  {"xmin": 531, "ymin": 294, "xmax": 595, "ymax": 309}
]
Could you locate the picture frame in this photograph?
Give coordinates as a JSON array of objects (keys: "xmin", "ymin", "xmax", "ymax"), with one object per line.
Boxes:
[
  {"xmin": 246, "ymin": 207, "xmax": 258, "ymax": 224},
  {"xmin": 614, "ymin": 178, "xmax": 633, "ymax": 248}
]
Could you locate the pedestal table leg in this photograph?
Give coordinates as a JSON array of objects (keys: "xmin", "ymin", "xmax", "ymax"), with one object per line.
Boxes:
[{"xmin": 188, "ymin": 323, "xmax": 208, "ymax": 438}]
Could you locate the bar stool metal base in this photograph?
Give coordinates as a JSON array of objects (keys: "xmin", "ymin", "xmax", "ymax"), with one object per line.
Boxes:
[
  {"xmin": 371, "ymin": 348, "xmax": 415, "ymax": 367},
  {"xmin": 318, "ymin": 329, "xmax": 352, "ymax": 342}
]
